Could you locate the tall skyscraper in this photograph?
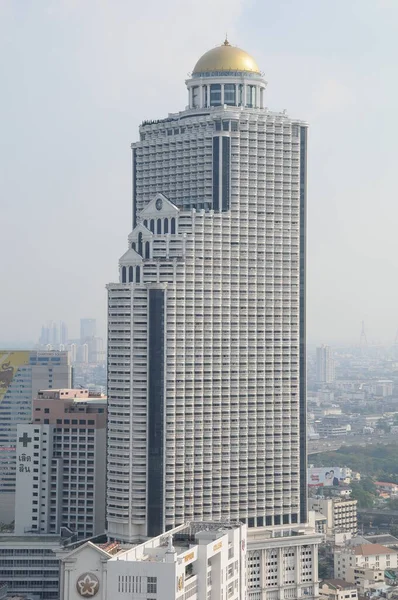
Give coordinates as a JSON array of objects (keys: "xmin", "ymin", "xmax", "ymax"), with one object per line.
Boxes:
[
  {"xmin": 107, "ymin": 40, "xmax": 308, "ymax": 541},
  {"xmin": 316, "ymin": 345, "xmax": 335, "ymax": 384},
  {"xmin": 0, "ymin": 351, "xmax": 71, "ymax": 523},
  {"xmin": 80, "ymin": 318, "xmax": 97, "ymax": 342}
]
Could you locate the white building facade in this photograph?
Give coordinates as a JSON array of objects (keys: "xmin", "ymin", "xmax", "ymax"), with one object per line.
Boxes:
[
  {"xmin": 0, "ymin": 351, "xmax": 71, "ymax": 524},
  {"xmin": 59, "ymin": 521, "xmax": 246, "ymax": 600},
  {"xmin": 107, "ymin": 40, "xmax": 308, "ymax": 541},
  {"xmin": 247, "ymin": 525, "xmax": 321, "ymax": 600}
]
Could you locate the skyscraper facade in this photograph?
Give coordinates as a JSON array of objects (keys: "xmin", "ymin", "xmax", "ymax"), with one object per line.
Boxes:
[
  {"xmin": 107, "ymin": 41, "xmax": 308, "ymax": 541},
  {"xmin": 316, "ymin": 345, "xmax": 335, "ymax": 384}
]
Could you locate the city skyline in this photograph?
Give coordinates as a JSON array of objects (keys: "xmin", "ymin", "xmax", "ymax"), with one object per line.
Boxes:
[{"xmin": 1, "ymin": 1, "xmax": 398, "ymax": 345}]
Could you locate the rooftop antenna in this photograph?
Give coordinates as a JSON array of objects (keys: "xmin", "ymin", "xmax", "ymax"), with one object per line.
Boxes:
[{"xmin": 223, "ymin": 33, "xmax": 229, "ymax": 45}]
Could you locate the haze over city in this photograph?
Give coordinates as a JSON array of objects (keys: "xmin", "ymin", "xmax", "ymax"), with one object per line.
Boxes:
[{"xmin": 1, "ymin": 0, "xmax": 397, "ymax": 345}]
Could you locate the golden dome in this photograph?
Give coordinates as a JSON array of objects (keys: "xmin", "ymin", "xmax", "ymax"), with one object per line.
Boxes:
[{"xmin": 193, "ymin": 40, "xmax": 260, "ymax": 75}]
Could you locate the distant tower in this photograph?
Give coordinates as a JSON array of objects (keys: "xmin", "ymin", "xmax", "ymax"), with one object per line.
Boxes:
[
  {"xmin": 80, "ymin": 318, "xmax": 96, "ymax": 343},
  {"xmin": 316, "ymin": 345, "xmax": 335, "ymax": 384},
  {"xmin": 60, "ymin": 321, "xmax": 68, "ymax": 345},
  {"xmin": 360, "ymin": 321, "xmax": 368, "ymax": 350}
]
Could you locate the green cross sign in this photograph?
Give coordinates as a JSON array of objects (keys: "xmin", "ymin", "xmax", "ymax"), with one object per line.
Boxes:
[{"xmin": 19, "ymin": 432, "xmax": 32, "ymax": 447}]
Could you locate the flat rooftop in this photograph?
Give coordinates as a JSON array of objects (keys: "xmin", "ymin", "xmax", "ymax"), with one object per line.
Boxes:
[
  {"xmin": 0, "ymin": 534, "xmax": 65, "ymax": 545},
  {"xmin": 110, "ymin": 521, "xmax": 242, "ymax": 563}
]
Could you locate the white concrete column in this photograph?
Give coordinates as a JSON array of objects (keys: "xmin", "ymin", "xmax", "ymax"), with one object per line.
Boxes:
[
  {"xmin": 278, "ymin": 546, "xmax": 284, "ymax": 588},
  {"xmin": 221, "ymin": 84, "xmax": 225, "ymax": 105},
  {"xmin": 312, "ymin": 543, "xmax": 318, "ymax": 586}
]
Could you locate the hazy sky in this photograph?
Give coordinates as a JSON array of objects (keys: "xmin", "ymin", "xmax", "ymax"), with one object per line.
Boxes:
[{"xmin": 1, "ymin": 0, "xmax": 397, "ymax": 345}]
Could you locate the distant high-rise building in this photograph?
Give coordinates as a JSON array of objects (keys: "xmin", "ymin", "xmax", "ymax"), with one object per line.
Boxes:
[
  {"xmin": 68, "ymin": 343, "xmax": 77, "ymax": 363},
  {"xmin": 80, "ymin": 318, "xmax": 96, "ymax": 342},
  {"xmin": 15, "ymin": 388, "xmax": 106, "ymax": 539},
  {"xmin": 39, "ymin": 320, "xmax": 63, "ymax": 347},
  {"xmin": 0, "ymin": 351, "xmax": 71, "ymax": 524},
  {"xmin": 59, "ymin": 321, "xmax": 68, "ymax": 345},
  {"xmin": 107, "ymin": 40, "xmax": 308, "ymax": 540},
  {"xmin": 316, "ymin": 345, "xmax": 335, "ymax": 384}
]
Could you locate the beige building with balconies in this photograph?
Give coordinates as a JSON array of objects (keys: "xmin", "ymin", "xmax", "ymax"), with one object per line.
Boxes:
[{"xmin": 309, "ymin": 497, "xmax": 357, "ymax": 539}]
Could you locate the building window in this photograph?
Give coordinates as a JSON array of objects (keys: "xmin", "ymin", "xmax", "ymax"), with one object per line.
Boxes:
[
  {"xmin": 122, "ymin": 266, "xmax": 126, "ymax": 283},
  {"xmin": 192, "ymin": 86, "xmax": 199, "ymax": 108},
  {"xmin": 204, "ymin": 85, "xmax": 208, "ymax": 107},
  {"xmin": 147, "ymin": 577, "xmax": 157, "ymax": 594},
  {"xmin": 238, "ymin": 84, "xmax": 244, "ymax": 106},
  {"xmin": 136, "ymin": 266, "xmax": 141, "ymax": 283},
  {"xmin": 171, "ymin": 218, "xmax": 176, "ymax": 234},
  {"xmin": 150, "ymin": 219, "xmax": 155, "ymax": 233},
  {"xmin": 210, "ymin": 84, "xmax": 221, "ymax": 106},
  {"xmin": 145, "ymin": 241, "xmax": 150, "ymax": 259},
  {"xmin": 128, "ymin": 266, "xmax": 133, "ymax": 283},
  {"xmin": 138, "ymin": 232, "xmax": 143, "ymax": 255},
  {"xmin": 224, "ymin": 83, "xmax": 236, "ymax": 105},
  {"xmin": 247, "ymin": 85, "xmax": 256, "ymax": 108},
  {"xmin": 157, "ymin": 219, "xmax": 162, "ymax": 234},
  {"xmin": 164, "ymin": 218, "xmax": 169, "ymax": 234}
]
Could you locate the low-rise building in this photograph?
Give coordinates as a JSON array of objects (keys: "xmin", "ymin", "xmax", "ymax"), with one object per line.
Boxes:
[
  {"xmin": 315, "ymin": 416, "xmax": 348, "ymax": 438},
  {"xmin": 59, "ymin": 521, "xmax": 246, "ymax": 600},
  {"xmin": 320, "ymin": 579, "xmax": 358, "ymax": 600},
  {"xmin": 375, "ymin": 482, "xmax": 398, "ymax": 497},
  {"xmin": 309, "ymin": 497, "xmax": 357, "ymax": 538},
  {"xmin": 334, "ymin": 543, "xmax": 398, "ymax": 593}
]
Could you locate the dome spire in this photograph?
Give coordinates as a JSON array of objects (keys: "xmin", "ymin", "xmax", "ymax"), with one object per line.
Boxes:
[{"xmin": 223, "ymin": 33, "xmax": 230, "ymax": 46}]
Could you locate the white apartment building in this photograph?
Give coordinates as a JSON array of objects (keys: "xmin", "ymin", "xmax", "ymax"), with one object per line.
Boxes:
[
  {"xmin": 319, "ymin": 579, "xmax": 357, "ymax": 600},
  {"xmin": 308, "ymin": 498, "xmax": 357, "ymax": 538},
  {"xmin": 247, "ymin": 524, "xmax": 322, "ymax": 600},
  {"xmin": 107, "ymin": 39, "xmax": 308, "ymax": 541},
  {"xmin": 316, "ymin": 346, "xmax": 335, "ymax": 385},
  {"xmin": 59, "ymin": 521, "xmax": 246, "ymax": 600},
  {"xmin": 14, "ymin": 389, "xmax": 106, "ymax": 539},
  {"xmin": 0, "ymin": 351, "xmax": 71, "ymax": 524},
  {"xmin": 334, "ymin": 543, "xmax": 398, "ymax": 592}
]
